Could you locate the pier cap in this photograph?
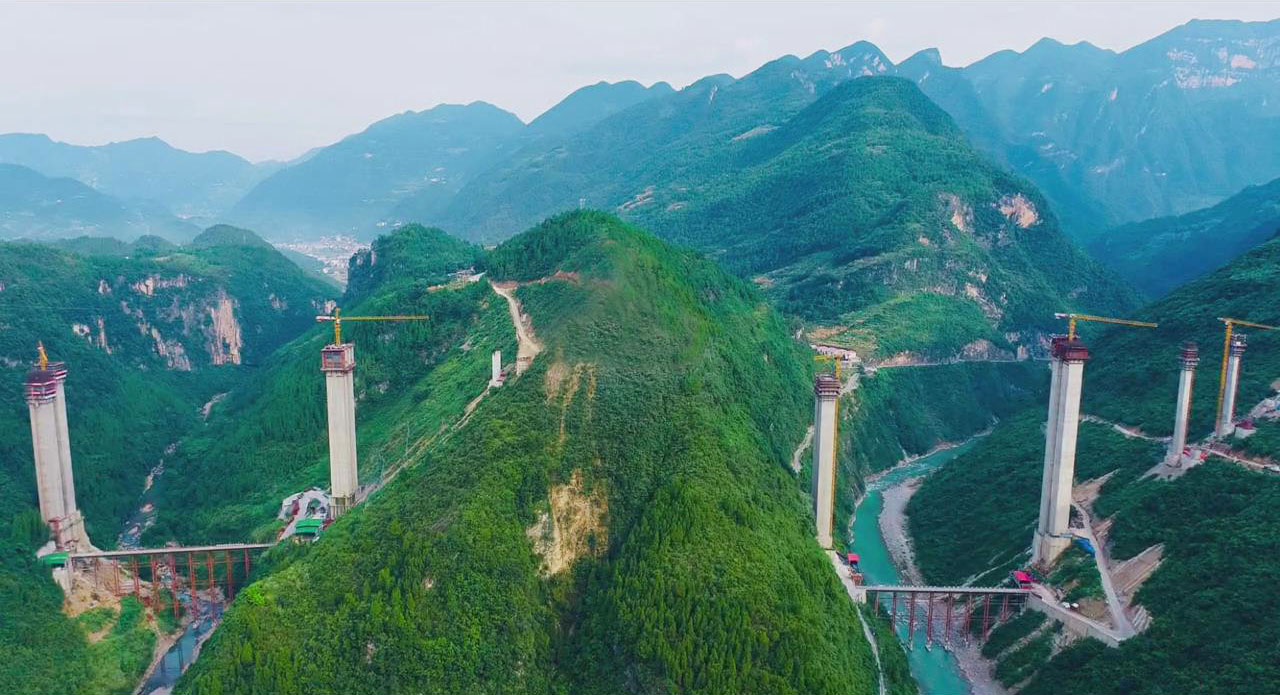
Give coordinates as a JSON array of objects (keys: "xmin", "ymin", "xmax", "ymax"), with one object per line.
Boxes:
[
  {"xmin": 1179, "ymin": 341, "xmax": 1200, "ymax": 366},
  {"xmin": 1050, "ymin": 336, "xmax": 1090, "ymax": 362},
  {"xmin": 814, "ymin": 373, "xmax": 841, "ymax": 399},
  {"xmin": 320, "ymin": 343, "xmax": 356, "ymax": 373},
  {"xmin": 24, "ymin": 344, "xmax": 66, "ymax": 402}
]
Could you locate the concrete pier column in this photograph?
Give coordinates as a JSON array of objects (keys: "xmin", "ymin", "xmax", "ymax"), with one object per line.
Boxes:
[
  {"xmin": 1217, "ymin": 334, "xmax": 1246, "ymax": 437},
  {"xmin": 1168, "ymin": 342, "xmax": 1199, "ymax": 465},
  {"xmin": 1035, "ymin": 353, "xmax": 1064, "ymax": 549},
  {"xmin": 49, "ymin": 364, "xmax": 86, "ymax": 545},
  {"xmin": 1033, "ymin": 338, "xmax": 1090, "ymax": 567},
  {"xmin": 812, "ymin": 373, "xmax": 840, "ymax": 548},
  {"xmin": 489, "ymin": 350, "xmax": 503, "ymax": 388},
  {"xmin": 321, "ymin": 344, "xmax": 358, "ymax": 518},
  {"xmin": 26, "ymin": 369, "xmax": 68, "ymax": 546}
]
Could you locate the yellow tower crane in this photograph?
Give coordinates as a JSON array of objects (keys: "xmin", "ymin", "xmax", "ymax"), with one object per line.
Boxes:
[
  {"xmin": 1215, "ymin": 317, "xmax": 1279, "ymax": 428},
  {"xmin": 813, "ymin": 352, "xmax": 843, "ymax": 381},
  {"xmin": 315, "ymin": 307, "xmax": 431, "ymax": 345},
  {"xmin": 36, "ymin": 341, "xmax": 49, "ymax": 370},
  {"xmin": 1054, "ymin": 313, "xmax": 1158, "ymax": 341}
]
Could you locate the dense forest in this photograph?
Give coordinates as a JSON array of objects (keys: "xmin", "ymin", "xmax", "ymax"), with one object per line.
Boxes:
[
  {"xmin": 908, "ymin": 232, "xmax": 1280, "ymax": 692},
  {"xmin": 437, "ymin": 75, "xmax": 1138, "ymax": 362},
  {"xmin": 0, "ymin": 230, "xmax": 335, "ymax": 693},
  {"xmin": 176, "ymin": 212, "xmax": 888, "ymax": 694}
]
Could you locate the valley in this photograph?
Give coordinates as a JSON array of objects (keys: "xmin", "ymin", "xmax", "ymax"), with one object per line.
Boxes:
[{"xmin": 4, "ymin": 10, "xmax": 1280, "ymax": 695}]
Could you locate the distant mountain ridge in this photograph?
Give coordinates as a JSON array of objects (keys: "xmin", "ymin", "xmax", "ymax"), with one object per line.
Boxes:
[
  {"xmin": 5, "ymin": 18, "xmax": 1276, "ymax": 250},
  {"xmin": 1091, "ymin": 175, "xmax": 1280, "ymax": 296},
  {"xmin": 229, "ymin": 102, "xmax": 526, "ymax": 238},
  {"xmin": 912, "ymin": 18, "xmax": 1280, "ymax": 233},
  {"xmin": 217, "ymin": 18, "xmax": 1280, "ymax": 247},
  {"xmin": 229, "ymin": 80, "xmax": 678, "ymax": 239},
  {"xmin": 0, "ymin": 133, "xmax": 276, "ymax": 221},
  {"xmin": 0, "ymin": 162, "xmax": 197, "ymax": 242},
  {"xmin": 426, "ymin": 69, "xmax": 1137, "ymax": 359}
]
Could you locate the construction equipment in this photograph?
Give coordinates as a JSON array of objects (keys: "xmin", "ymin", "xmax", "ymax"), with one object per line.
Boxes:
[
  {"xmin": 1215, "ymin": 317, "xmax": 1279, "ymax": 430},
  {"xmin": 315, "ymin": 307, "xmax": 430, "ymax": 344},
  {"xmin": 813, "ymin": 353, "xmax": 843, "ymax": 381},
  {"xmin": 36, "ymin": 341, "xmax": 49, "ymax": 369},
  {"xmin": 1053, "ymin": 313, "xmax": 1158, "ymax": 341}
]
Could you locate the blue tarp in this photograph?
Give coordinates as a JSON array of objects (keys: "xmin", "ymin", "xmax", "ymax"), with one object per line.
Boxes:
[{"xmin": 1074, "ymin": 537, "xmax": 1096, "ymax": 556}]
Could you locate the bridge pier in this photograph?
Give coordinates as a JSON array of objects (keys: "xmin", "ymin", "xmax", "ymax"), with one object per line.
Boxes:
[
  {"xmin": 1168, "ymin": 342, "xmax": 1199, "ymax": 465},
  {"xmin": 322, "ymin": 344, "xmax": 359, "ymax": 518},
  {"xmin": 1217, "ymin": 334, "xmax": 1247, "ymax": 437},
  {"xmin": 1033, "ymin": 337, "xmax": 1090, "ymax": 567},
  {"xmin": 25, "ymin": 353, "xmax": 88, "ymax": 550},
  {"xmin": 811, "ymin": 374, "xmax": 840, "ymax": 548},
  {"xmin": 944, "ymin": 595, "xmax": 953, "ymax": 644}
]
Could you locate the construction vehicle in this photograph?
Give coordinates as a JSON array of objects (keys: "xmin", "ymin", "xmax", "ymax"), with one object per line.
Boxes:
[
  {"xmin": 1215, "ymin": 317, "xmax": 1278, "ymax": 431},
  {"xmin": 315, "ymin": 307, "xmax": 431, "ymax": 345}
]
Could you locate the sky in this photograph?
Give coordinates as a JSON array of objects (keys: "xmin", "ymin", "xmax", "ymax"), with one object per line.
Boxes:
[{"xmin": 1, "ymin": 1, "xmax": 1275, "ymax": 162}]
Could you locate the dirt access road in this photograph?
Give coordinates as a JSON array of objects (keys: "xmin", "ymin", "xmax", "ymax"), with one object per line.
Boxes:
[{"xmin": 490, "ymin": 281, "xmax": 544, "ymax": 374}]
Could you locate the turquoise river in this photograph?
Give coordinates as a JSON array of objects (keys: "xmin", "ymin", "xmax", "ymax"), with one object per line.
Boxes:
[{"xmin": 852, "ymin": 441, "xmax": 979, "ymax": 695}]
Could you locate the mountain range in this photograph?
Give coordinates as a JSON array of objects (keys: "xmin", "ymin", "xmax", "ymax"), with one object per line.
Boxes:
[
  {"xmin": 0, "ymin": 226, "xmax": 338, "ymax": 693},
  {"xmin": 0, "ymin": 163, "xmax": 197, "ymax": 242},
  {"xmin": 1090, "ymin": 174, "xmax": 1280, "ymax": 296},
  {"xmin": 4, "ymin": 16, "xmax": 1280, "ymax": 695},
  {"xmin": 908, "ymin": 229, "xmax": 1280, "ymax": 694},
  {"xmin": 0, "ymin": 134, "xmax": 276, "ymax": 222},
  {"xmin": 5, "ymin": 19, "xmax": 1278, "ymax": 279}
]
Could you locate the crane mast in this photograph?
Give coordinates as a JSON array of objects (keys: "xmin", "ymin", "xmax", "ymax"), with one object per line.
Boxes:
[{"xmin": 1215, "ymin": 317, "xmax": 1279, "ymax": 432}]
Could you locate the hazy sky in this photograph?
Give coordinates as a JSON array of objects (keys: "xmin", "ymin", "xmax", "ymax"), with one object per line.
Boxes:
[{"xmin": 1, "ymin": 1, "xmax": 1275, "ymax": 161}]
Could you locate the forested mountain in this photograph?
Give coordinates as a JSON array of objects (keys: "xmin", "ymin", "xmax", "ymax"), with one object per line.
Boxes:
[
  {"xmin": 0, "ymin": 163, "xmax": 197, "ymax": 242},
  {"xmin": 1090, "ymin": 175, "xmax": 1280, "ymax": 296},
  {"xmin": 229, "ymin": 102, "xmax": 526, "ymax": 238},
  {"xmin": 227, "ymin": 80, "xmax": 679, "ymax": 241},
  {"xmin": 433, "ymin": 75, "xmax": 1135, "ymax": 360},
  {"xmin": 434, "ymin": 41, "xmax": 893, "ymax": 239},
  {"xmin": 524, "ymin": 79, "xmax": 676, "ymax": 140},
  {"xmin": 158, "ymin": 212, "xmax": 888, "ymax": 694},
  {"xmin": 0, "ymin": 134, "xmax": 273, "ymax": 221},
  {"xmin": 216, "ymin": 19, "xmax": 1280, "ymax": 254},
  {"xmin": 0, "ymin": 229, "xmax": 337, "ymax": 694},
  {"xmin": 912, "ymin": 19, "xmax": 1280, "ymax": 235},
  {"xmin": 907, "ymin": 234, "xmax": 1280, "ymax": 693}
]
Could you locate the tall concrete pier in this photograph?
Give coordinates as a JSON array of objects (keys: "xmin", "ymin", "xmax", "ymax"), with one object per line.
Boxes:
[
  {"xmin": 489, "ymin": 350, "xmax": 504, "ymax": 388},
  {"xmin": 25, "ymin": 347, "xmax": 87, "ymax": 549},
  {"xmin": 1167, "ymin": 342, "xmax": 1199, "ymax": 465},
  {"xmin": 812, "ymin": 373, "xmax": 840, "ymax": 548},
  {"xmin": 1033, "ymin": 338, "xmax": 1090, "ymax": 567},
  {"xmin": 1216, "ymin": 334, "xmax": 1247, "ymax": 437},
  {"xmin": 321, "ymin": 343, "xmax": 358, "ymax": 518}
]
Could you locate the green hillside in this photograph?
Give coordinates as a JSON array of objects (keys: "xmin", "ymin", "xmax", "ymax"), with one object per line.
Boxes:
[
  {"xmin": 230, "ymin": 103, "xmax": 525, "ymax": 238},
  {"xmin": 906, "ymin": 234, "xmax": 1280, "ymax": 692},
  {"xmin": 0, "ymin": 133, "xmax": 273, "ymax": 221},
  {"xmin": 435, "ymin": 43, "xmax": 893, "ymax": 240},
  {"xmin": 174, "ymin": 211, "xmax": 884, "ymax": 694},
  {"xmin": 0, "ymin": 163, "xmax": 196, "ymax": 242},
  {"xmin": 929, "ymin": 20, "xmax": 1280, "ymax": 233},
  {"xmin": 1083, "ymin": 233, "xmax": 1280, "ymax": 441},
  {"xmin": 1090, "ymin": 176, "xmax": 1280, "ymax": 297},
  {"xmin": 437, "ymin": 76, "xmax": 1136, "ymax": 360},
  {"xmin": 523, "ymin": 80, "xmax": 675, "ymax": 140},
  {"xmin": 0, "ymin": 233, "xmax": 337, "ymax": 694}
]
